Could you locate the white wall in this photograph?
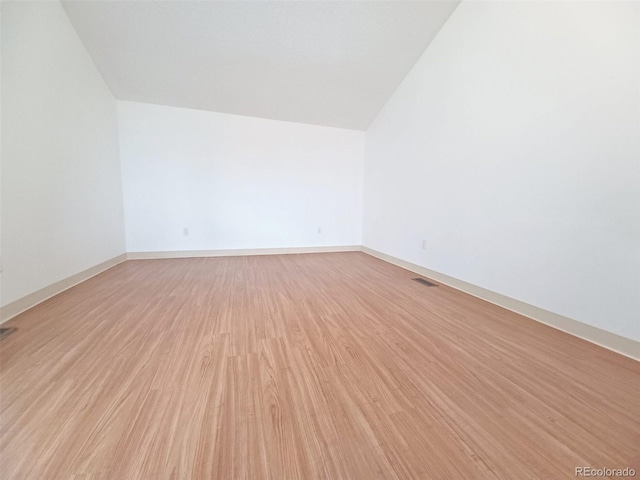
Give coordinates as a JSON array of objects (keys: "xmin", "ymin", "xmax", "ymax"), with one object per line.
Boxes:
[
  {"xmin": 364, "ymin": 1, "xmax": 640, "ymax": 341},
  {"xmin": 1, "ymin": 1, "xmax": 126, "ymax": 306},
  {"xmin": 118, "ymin": 101, "xmax": 365, "ymax": 252}
]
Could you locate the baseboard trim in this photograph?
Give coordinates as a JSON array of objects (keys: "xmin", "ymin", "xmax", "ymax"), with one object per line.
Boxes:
[
  {"xmin": 5, "ymin": 246, "xmax": 636, "ymax": 360},
  {"xmin": 127, "ymin": 245, "xmax": 361, "ymax": 260},
  {"xmin": 0, "ymin": 254, "xmax": 127, "ymax": 324},
  {"xmin": 362, "ymin": 246, "xmax": 639, "ymax": 361}
]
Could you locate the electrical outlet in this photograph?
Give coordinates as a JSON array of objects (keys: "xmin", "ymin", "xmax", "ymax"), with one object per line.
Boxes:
[
  {"xmin": 421, "ymin": 239, "xmax": 427, "ymax": 250},
  {"xmin": 183, "ymin": 228, "xmax": 189, "ymax": 236}
]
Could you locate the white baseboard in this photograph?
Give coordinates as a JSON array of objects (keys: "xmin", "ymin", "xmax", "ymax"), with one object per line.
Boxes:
[
  {"xmin": 4, "ymin": 245, "xmax": 637, "ymax": 361},
  {"xmin": 0, "ymin": 247, "xmax": 356, "ymax": 323},
  {"xmin": 127, "ymin": 245, "xmax": 361, "ymax": 260},
  {"xmin": 362, "ymin": 246, "xmax": 639, "ymax": 361},
  {"xmin": 0, "ymin": 254, "xmax": 127, "ymax": 324}
]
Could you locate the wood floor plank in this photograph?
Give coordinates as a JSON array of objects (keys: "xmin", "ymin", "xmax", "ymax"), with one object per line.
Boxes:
[{"xmin": 1, "ymin": 252, "xmax": 638, "ymax": 479}]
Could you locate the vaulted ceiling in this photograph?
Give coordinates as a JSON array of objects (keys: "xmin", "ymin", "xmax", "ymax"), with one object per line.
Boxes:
[{"xmin": 62, "ymin": 1, "xmax": 459, "ymax": 130}]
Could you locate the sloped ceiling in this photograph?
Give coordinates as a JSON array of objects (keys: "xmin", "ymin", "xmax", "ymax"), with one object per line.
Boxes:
[{"xmin": 62, "ymin": 1, "xmax": 459, "ymax": 130}]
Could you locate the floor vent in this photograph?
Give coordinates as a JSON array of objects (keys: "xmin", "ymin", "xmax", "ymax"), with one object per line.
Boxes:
[
  {"xmin": 0, "ymin": 327, "xmax": 17, "ymax": 340},
  {"xmin": 413, "ymin": 277, "xmax": 438, "ymax": 287}
]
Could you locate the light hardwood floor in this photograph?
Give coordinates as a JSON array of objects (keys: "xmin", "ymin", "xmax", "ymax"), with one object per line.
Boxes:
[{"xmin": 1, "ymin": 252, "xmax": 638, "ymax": 479}]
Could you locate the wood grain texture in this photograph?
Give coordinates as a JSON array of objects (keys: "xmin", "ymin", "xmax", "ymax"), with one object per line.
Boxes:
[{"xmin": 1, "ymin": 252, "xmax": 638, "ymax": 479}]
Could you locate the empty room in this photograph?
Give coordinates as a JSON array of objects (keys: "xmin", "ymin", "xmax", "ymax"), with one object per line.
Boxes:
[{"xmin": 1, "ymin": 0, "xmax": 639, "ymax": 478}]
